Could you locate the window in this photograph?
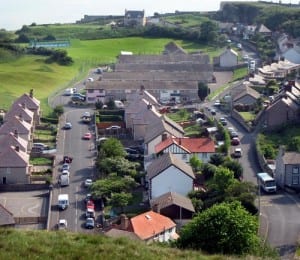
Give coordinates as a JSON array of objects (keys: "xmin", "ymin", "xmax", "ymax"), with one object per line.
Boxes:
[
  {"xmin": 202, "ymin": 153, "xmax": 208, "ymax": 158},
  {"xmin": 292, "ymin": 176, "xmax": 299, "ymax": 185},
  {"xmin": 292, "ymin": 167, "xmax": 299, "ymax": 174}
]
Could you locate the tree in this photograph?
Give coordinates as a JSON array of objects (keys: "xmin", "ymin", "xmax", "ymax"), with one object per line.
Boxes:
[
  {"xmin": 53, "ymin": 105, "xmax": 64, "ymax": 117},
  {"xmin": 97, "ymin": 157, "xmax": 139, "ymax": 178},
  {"xmin": 199, "ymin": 21, "xmax": 218, "ymax": 43},
  {"xmin": 189, "ymin": 155, "xmax": 202, "ymax": 172},
  {"xmin": 197, "ymin": 82, "xmax": 210, "ymax": 101},
  {"xmin": 99, "ymin": 138, "xmax": 126, "ymax": 158},
  {"xmin": 209, "ymin": 153, "xmax": 225, "ymax": 166},
  {"xmin": 225, "ymin": 181, "xmax": 258, "ymax": 215},
  {"xmin": 177, "ymin": 201, "xmax": 260, "ymax": 255},
  {"xmin": 90, "ymin": 173, "xmax": 137, "ymax": 200},
  {"xmin": 110, "ymin": 192, "xmax": 132, "ymax": 213},
  {"xmin": 222, "ymin": 158, "xmax": 243, "ymax": 180},
  {"xmin": 213, "ymin": 166, "xmax": 237, "ymax": 193}
]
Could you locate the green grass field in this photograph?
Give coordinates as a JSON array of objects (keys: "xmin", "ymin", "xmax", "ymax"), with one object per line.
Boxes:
[{"xmin": 0, "ymin": 37, "xmax": 222, "ymax": 116}]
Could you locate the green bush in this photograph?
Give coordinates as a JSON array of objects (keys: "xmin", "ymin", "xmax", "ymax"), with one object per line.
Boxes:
[{"xmin": 41, "ymin": 117, "xmax": 59, "ymax": 124}]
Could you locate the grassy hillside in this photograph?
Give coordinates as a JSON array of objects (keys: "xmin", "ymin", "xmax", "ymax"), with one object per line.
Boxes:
[
  {"xmin": 0, "ymin": 228, "xmax": 253, "ymax": 260},
  {"xmin": 0, "ymin": 37, "xmax": 223, "ymax": 115}
]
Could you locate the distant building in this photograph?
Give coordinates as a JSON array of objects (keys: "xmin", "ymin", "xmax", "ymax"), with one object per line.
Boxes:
[{"xmin": 124, "ymin": 9, "xmax": 146, "ymax": 27}]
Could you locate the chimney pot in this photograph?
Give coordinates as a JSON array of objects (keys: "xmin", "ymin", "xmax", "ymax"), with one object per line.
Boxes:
[
  {"xmin": 120, "ymin": 214, "xmax": 129, "ymax": 230},
  {"xmin": 15, "ymin": 146, "xmax": 20, "ymax": 152}
]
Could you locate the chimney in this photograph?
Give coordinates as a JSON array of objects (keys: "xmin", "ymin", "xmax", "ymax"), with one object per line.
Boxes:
[
  {"xmin": 120, "ymin": 214, "xmax": 129, "ymax": 230},
  {"xmin": 178, "ymin": 138, "xmax": 182, "ymax": 145},
  {"xmin": 14, "ymin": 129, "xmax": 18, "ymax": 138},
  {"xmin": 152, "ymin": 203, "xmax": 160, "ymax": 214},
  {"xmin": 147, "ymin": 103, "xmax": 152, "ymax": 110},
  {"xmin": 162, "ymin": 133, "xmax": 168, "ymax": 141},
  {"xmin": 29, "ymin": 89, "xmax": 33, "ymax": 98},
  {"xmin": 21, "ymin": 103, "xmax": 26, "ymax": 109},
  {"xmin": 15, "ymin": 146, "xmax": 20, "ymax": 152},
  {"xmin": 19, "ymin": 113, "xmax": 23, "ymax": 121}
]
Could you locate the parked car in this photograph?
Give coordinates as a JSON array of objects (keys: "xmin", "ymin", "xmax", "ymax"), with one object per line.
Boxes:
[
  {"xmin": 33, "ymin": 143, "xmax": 49, "ymax": 151},
  {"xmin": 86, "ymin": 200, "xmax": 95, "ymax": 210},
  {"xmin": 83, "ymin": 132, "xmax": 92, "ymax": 140},
  {"xmin": 85, "ymin": 218, "xmax": 95, "ymax": 229},
  {"xmin": 106, "ymin": 125, "xmax": 121, "ymax": 130},
  {"xmin": 64, "ymin": 122, "xmax": 72, "ymax": 130},
  {"xmin": 233, "ymin": 148, "xmax": 243, "ymax": 158},
  {"xmin": 61, "ymin": 163, "xmax": 70, "ymax": 172},
  {"xmin": 63, "ymin": 156, "xmax": 73, "ymax": 164},
  {"xmin": 230, "ymin": 131, "xmax": 239, "ymax": 138},
  {"xmin": 84, "ymin": 178, "xmax": 93, "ymax": 188},
  {"xmin": 125, "ymin": 147, "xmax": 142, "ymax": 160},
  {"xmin": 84, "ymin": 194, "xmax": 92, "ymax": 204},
  {"xmin": 210, "ymin": 109, "xmax": 216, "ymax": 115},
  {"xmin": 85, "ymin": 208, "xmax": 95, "ymax": 219},
  {"xmin": 58, "ymin": 219, "xmax": 68, "ymax": 230},
  {"xmin": 231, "ymin": 137, "xmax": 240, "ymax": 145},
  {"xmin": 219, "ymin": 117, "xmax": 227, "ymax": 126},
  {"xmin": 61, "ymin": 170, "xmax": 70, "ymax": 177},
  {"xmin": 214, "ymin": 100, "xmax": 221, "ymax": 107}
]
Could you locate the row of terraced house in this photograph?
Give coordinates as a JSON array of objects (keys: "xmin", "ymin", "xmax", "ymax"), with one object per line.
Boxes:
[{"xmin": 0, "ymin": 90, "xmax": 41, "ymax": 184}]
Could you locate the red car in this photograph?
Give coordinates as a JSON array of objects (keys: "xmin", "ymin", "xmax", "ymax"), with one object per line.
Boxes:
[
  {"xmin": 83, "ymin": 132, "xmax": 92, "ymax": 140},
  {"xmin": 86, "ymin": 200, "xmax": 95, "ymax": 210},
  {"xmin": 231, "ymin": 137, "xmax": 240, "ymax": 146}
]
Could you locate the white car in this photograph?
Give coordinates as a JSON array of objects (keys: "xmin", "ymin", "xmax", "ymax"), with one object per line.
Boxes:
[
  {"xmin": 61, "ymin": 170, "xmax": 70, "ymax": 177},
  {"xmin": 84, "ymin": 179, "xmax": 93, "ymax": 188},
  {"xmin": 64, "ymin": 122, "xmax": 72, "ymax": 130},
  {"xmin": 58, "ymin": 219, "xmax": 67, "ymax": 230},
  {"xmin": 106, "ymin": 125, "xmax": 121, "ymax": 130},
  {"xmin": 61, "ymin": 163, "xmax": 70, "ymax": 172},
  {"xmin": 214, "ymin": 100, "xmax": 221, "ymax": 107}
]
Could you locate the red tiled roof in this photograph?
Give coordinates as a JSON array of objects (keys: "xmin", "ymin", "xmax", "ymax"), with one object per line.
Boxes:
[
  {"xmin": 130, "ymin": 210, "xmax": 176, "ymax": 240},
  {"xmin": 155, "ymin": 137, "xmax": 215, "ymax": 154}
]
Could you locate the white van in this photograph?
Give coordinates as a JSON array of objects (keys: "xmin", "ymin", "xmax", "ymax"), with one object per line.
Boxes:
[
  {"xmin": 64, "ymin": 88, "xmax": 74, "ymax": 96},
  {"xmin": 58, "ymin": 194, "xmax": 69, "ymax": 210}
]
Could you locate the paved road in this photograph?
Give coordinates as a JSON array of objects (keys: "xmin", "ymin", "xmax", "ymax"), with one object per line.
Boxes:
[
  {"xmin": 50, "ymin": 106, "xmax": 96, "ymax": 232},
  {"xmin": 211, "ymin": 104, "xmax": 300, "ymax": 259}
]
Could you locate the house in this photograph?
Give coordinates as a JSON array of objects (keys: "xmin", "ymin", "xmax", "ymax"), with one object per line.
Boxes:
[
  {"xmin": 125, "ymin": 99, "xmax": 162, "ymax": 141},
  {"xmin": 150, "ymin": 191, "xmax": 195, "ymax": 220},
  {"xmin": 0, "ymin": 116, "xmax": 32, "ymax": 142},
  {"xmin": 147, "ymin": 152, "xmax": 195, "ymax": 199},
  {"xmin": 124, "ymin": 9, "xmax": 146, "ymax": 27},
  {"xmin": 219, "ymin": 47, "xmax": 238, "ymax": 68},
  {"xmin": 265, "ymin": 81, "xmax": 300, "ymax": 129},
  {"xmin": 130, "ymin": 210, "xmax": 178, "ymax": 242},
  {"xmin": 13, "ymin": 90, "xmax": 41, "ymax": 124},
  {"xmin": 282, "ymin": 46, "xmax": 300, "ymax": 65},
  {"xmin": 232, "ymin": 83, "xmax": 260, "ymax": 110},
  {"xmin": 0, "ymin": 132, "xmax": 28, "ymax": 153},
  {"xmin": 258, "ymin": 60, "xmax": 300, "ymax": 80},
  {"xmin": 4, "ymin": 103, "xmax": 34, "ymax": 126},
  {"xmin": 256, "ymin": 24, "xmax": 272, "ymax": 38},
  {"xmin": 155, "ymin": 136, "xmax": 215, "ymax": 163},
  {"xmin": 85, "ymin": 52, "xmax": 214, "ymax": 104},
  {"xmin": 275, "ymin": 147, "xmax": 300, "ymax": 190},
  {"xmin": 106, "ymin": 211, "xmax": 178, "ymax": 243},
  {"xmin": 0, "ymin": 203, "xmax": 15, "ymax": 227},
  {"xmin": 144, "ymin": 116, "xmax": 184, "ymax": 157},
  {"xmin": 0, "ymin": 145, "xmax": 31, "ymax": 184}
]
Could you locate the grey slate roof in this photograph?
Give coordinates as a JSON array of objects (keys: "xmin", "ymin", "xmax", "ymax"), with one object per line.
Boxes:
[
  {"xmin": 150, "ymin": 191, "xmax": 195, "ymax": 213},
  {"xmin": 86, "ymin": 80, "xmax": 199, "ymax": 91},
  {"xmin": 0, "ymin": 203, "xmax": 15, "ymax": 226},
  {"xmin": 282, "ymin": 152, "xmax": 300, "ymax": 164},
  {"xmin": 4, "ymin": 103, "xmax": 34, "ymax": 123},
  {"xmin": 163, "ymin": 42, "xmax": 187, "ymax": 55},
  {"xmin": 0, "ymin": 116, "xmax": 31, "ymax": 135},
  {"xmin": 0, "ymin": 145, "xmax": 29, "ymax": 167},
  {"xmin": 147, "ymin": 152, "xmax": 195, "ymax": 180},
  {"xmin": 125, "ymin": 10, "xmax": 145, "ymax": 19},
  {"xmin": 0, "ymin": 132, "xmax": 27, "ymax": 152},
  {"xmin": 117, "ymin": 54, "xmax": 210, "ymax": 64},
  {"xmin": 14, "ymin": 93, "xmax": 40, "ymax": 111},
  {"xmin": 144, "ymin": 116, "xmax": 184, "ymax": 144},
  {"xmin": 233, "ymin": 85, "xmax": 260, "ymax": 102}
]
